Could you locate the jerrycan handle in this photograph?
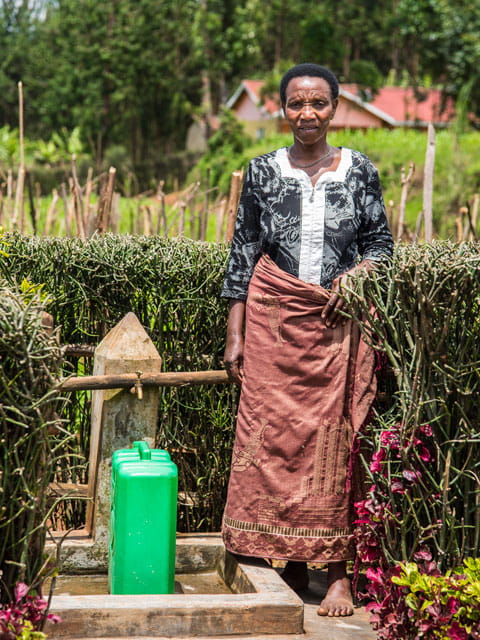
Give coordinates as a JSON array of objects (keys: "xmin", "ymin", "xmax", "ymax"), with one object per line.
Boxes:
[{"xmin": 133, "ymin": 440, "xmax": 152, "ymax": 460}]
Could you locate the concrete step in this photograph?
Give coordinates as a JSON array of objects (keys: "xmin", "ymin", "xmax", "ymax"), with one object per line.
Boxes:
[{"xmin": 47, "ymin": 603, "xmax": 375, "ymax": 640}]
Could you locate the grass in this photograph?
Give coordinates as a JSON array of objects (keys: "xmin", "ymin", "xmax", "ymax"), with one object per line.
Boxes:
[
  {"xmin": 2, "ymin": 128, "xmax": 479, "ymax": 241},
  {"xmin": 229, "ymin": 127, "xmax": 480, "ymax": 239}
]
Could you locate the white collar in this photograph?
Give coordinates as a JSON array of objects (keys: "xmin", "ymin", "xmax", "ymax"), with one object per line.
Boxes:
[{"xmin": 274, "ymin": 146, "xmax": 351, "ymax": 184}]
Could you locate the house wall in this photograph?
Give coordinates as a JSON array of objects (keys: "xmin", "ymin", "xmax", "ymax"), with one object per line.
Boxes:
[
  {"xmin": 331, "ymin": 96, "xmax": 387, "ymax": 129},
  {"xmin": 233, "ymin": 94, "xmax": 280, "ymax": 139},
  {"xmin": 235, "ymin": 93, "xmax": 265, "ymax": 121}
]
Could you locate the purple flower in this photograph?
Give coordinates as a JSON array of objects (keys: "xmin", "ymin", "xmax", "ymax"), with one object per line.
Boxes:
[
  {"xmin": 418, "ymin": 444, "xmax": 432, "ymax": 462},
  {"xmin": 447, "ymin": 621, "xmax": 469, "ymax": 640},
  {"xmin": 420, "ymin": 424, "xmax": 433, "ymax": 437},
  {"xmin": 402, "ymin": 469, "xmax": 422, "ymax": 484},
  {"xmin": 370, "ymin": 449, "xmax": 387, "ymax": 473},
  {"xmin": 380, "ymin": 430, "xmax": 399, "ymax": 448},
  {"xmin": 391, "ymin": 480, "xmax": 406, "ymax": 494}
]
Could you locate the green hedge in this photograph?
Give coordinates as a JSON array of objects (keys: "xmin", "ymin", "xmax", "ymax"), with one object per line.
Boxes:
[
  {"xmin": 1, "ymin": 235, "xmax": 479, "ymax": 570},
  {"xmin": 0, "ymin": 234, "xmax": 236, "ymax": 532}
]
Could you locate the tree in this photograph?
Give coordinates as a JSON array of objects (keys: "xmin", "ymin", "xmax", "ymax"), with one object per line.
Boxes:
[
  {"xmin": 31, "ymin": 0, "xmax": 202, "ymax": 167},
  {"xmin": 397, "ymin": 0, "xmax": 480, "ymax": 114},
  {"xmin": 0, "ymin": 1, "xmax": 46, "ymax": 131}
]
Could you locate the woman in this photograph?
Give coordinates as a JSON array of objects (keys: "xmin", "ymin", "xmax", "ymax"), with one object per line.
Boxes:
[{"xmin": 221, "ymin": 63, "xmax": 393, "ymax": 617}]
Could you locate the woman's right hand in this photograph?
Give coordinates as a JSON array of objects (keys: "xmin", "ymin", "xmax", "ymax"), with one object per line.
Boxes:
[
  {"xmin": 224, "ymin": 333, "xmax": 244, "ymax": 384},
  {"xmin": 224, "ymin": 299, "xmax": 246, "ymax": 384}
]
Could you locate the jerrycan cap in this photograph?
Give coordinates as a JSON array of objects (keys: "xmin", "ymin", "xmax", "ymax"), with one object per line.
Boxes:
[{"xmin": 132, "ymin": 440, "xmax": 152, "ymax": 460}]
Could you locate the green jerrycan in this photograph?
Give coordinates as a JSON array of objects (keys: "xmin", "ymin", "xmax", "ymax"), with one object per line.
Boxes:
[{"xmin": 109, "ymin": 440, "xmax": 178, "ymax": 594}]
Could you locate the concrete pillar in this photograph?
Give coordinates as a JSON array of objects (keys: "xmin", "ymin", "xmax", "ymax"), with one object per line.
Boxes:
[{"xmin": 86, "ymin": 312, "xmax": 162, "ymax": 554}]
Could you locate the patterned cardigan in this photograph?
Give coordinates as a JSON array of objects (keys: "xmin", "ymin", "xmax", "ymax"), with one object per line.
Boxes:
[{"xmin": 222, "ymin": 147, "xmax": 393, "ymax": 300}]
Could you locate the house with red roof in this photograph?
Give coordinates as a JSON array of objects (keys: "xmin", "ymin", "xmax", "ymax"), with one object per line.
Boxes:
[{"xmin": 225, "ymin": 79, "xmax": 455, "ymax": 139}]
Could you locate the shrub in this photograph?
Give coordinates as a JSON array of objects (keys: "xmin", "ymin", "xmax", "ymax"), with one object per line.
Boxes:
[
  {"xmin": 349, "ymin": 242, "xmax": 480, "ymax": 569},
  {"xmin": 362, "ymin": 558, "xmax": 480, "ymax": 640},
  {"xmin": 348, "ymin": 241, "xmax": 480, "ymax": 636},
  {"xmin": 0, "ymin": 283, "xmax": 69, "ymax": 603},
  {"xmin": 0, "ymin": 233, "xmax": 235, "ymax": 533},
  {"xmin": 1, "ymin": 235, "xmax": 479, "ymax": 551}
]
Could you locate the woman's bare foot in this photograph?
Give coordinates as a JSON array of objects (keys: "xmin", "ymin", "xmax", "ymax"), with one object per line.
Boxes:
[
  {"xmin": 281, "ymin": 561, "xmax": 309, "ymax": 591},
  {"xmin": 317, "ymin": 562, "xmax": 354, "ymax": 617}
]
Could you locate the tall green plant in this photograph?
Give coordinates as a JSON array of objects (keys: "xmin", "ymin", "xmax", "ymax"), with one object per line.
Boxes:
[
  {"xmin": 0, "ymin": 233, "xmax": 235, "ymax": 532},
  {"xmin": 348, "ymin": 242, "xmax": 480, "ymax": 569},
  {"xmin": 2, "ymin": 234, "xmax": 480, "ymax": 549},
  {"xmin": 0, "ymin": 285, "xmax": 70, "ymax": 604}
]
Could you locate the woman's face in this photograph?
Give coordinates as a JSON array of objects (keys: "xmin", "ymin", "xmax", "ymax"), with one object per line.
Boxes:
[{"xmin": 283, "ymin": 76, "xmax": 337, "ymax": 146}]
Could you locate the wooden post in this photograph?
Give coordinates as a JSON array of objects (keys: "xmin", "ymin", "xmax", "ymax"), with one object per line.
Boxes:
[
  {"xmin": 155, "ymin": 181, "xmax": 166, "ymax": 236},
  {"xmin": 110, "ymin": 192, "xmax": 120, "ymax": 233},
  {"xmin": 71, "ymin": 154, "xmax": 86, "ymax": 239},
  {"xmin": 178, "ymin": 200, "xmax": 186, "ymax": 236},
  {"xmin": 84, "ymin": 167, "xmax": 94, "ymax": 235},
  {"xmin": 423, "ymin": 124, "xmax": 435, "ymax": 242},
  {"xmin": 26, "ymin": 171, "xmax": 37, "ymax": 234},
  {"xmin": 60, "ymin": 183, "xmax": 71, "ymax": 236},
  {"xmin": 96, "ymin": 166, "xmax": 116, "ymax": 234},
  {"xmin": 201, "ymin": 170, "xmax": 210, "ymax": 240},
  {"xmin": 67, "ymin": 178, "xmax": 76, "ymax": 236},
  {"xmin": 44, "ymin": 189, "xmax": 59, "ymax": 236},
  {"xmin": 225, "ymin": 170, "xmax": 244, "ymax": 242},
  {"xmin": 6, "ymin": 169, "xmax": 13, "ymax": 229},
  {"xmin": 397, "ymin": 162, "xmax": 414, "ymax": 242},
  {"xmin": 85, "ymin": 312, "xmax": 162, "ymax": 551},
  {"xmin": 12, "ymin": 82, "xmax": 25, "ymax": 232},
  {"xmin": 142, "ymin": 205, "xmax": 152, "ymax": 235},
  {"xmin": 456, "ymin": 206, "xmax": 468, "ymax": 243},
  {"xmin": 470, "ymin": 194, "xmax": 479, "ymax": 241}
]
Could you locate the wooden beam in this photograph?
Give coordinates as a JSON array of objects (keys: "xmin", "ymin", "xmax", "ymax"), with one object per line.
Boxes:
[
  {"xmin": 60, "ymin": 369, "xmax": 230, "ymax": 391},
  {"xmin": 64, "ymin": 344, "xmax": 96, "ymax": 357},
  {"xmin": 48, "ymin": 482, "xmax": 88, "ymax": 498}
]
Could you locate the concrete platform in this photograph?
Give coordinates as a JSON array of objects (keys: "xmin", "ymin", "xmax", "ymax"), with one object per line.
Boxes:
[
  {"xmin": 51, "ymin": 602, "xmax": 375, "ymax": 640},
  {"xmin": 45, "ymin": 536, "xmax": 303, "ymax": 638},
  {"xmin": 45, "ymin": 533, "xmax": 375, "ymax": 639}
]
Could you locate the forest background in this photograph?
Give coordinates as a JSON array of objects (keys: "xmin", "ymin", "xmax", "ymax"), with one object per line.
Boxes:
[{"xmin": 1, "ymin": 0, "xmax": 480, "ymax": 195}]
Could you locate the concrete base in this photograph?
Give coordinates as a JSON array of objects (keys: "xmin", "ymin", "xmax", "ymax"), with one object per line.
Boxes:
[
  {"xmin": 45, "ymin": 534, "xmax": 303, "ymax": 638},
  {"xmin": 46, "ymin": 532, "xmax": 225, "ymax": 575}
]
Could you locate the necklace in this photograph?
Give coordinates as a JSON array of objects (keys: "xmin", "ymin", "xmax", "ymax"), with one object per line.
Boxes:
[{"xmin": 287, "ymin": 146, "xmax": 332, "ymax": 169}]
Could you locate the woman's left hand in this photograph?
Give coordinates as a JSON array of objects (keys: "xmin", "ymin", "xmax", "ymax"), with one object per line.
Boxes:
[
  {"xmin": 321, "ymin": 260, "xmax": 373, "ymax": 328},
  {"xmin": 321, "ymin": 272, "xmax": 350, "ymax": 328}
]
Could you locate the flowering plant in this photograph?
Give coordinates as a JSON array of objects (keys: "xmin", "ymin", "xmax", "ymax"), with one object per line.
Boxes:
[
  {"xmin": 353, "ymin": 420, "xmax": 443, "ymax": 638},
  {"xmin": 362, "ymin": 557, "xmax": 480, "ymax": 640},
  {"xmin": 343, "ymin": 236, "xmax": 480, "ymax": 638},
  {"xmin": 354, "ymin": 420, "xmax": 441, "ymax": 570},
  {"xmin": 353, "ymin": 419, "xmax": 480, "ymax": 639},
  {"xmin": 0, "ymin": 582, "xmax": 60, "ymax": 640}
]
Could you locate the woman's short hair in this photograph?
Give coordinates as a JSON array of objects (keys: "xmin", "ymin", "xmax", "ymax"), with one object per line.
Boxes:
[{"xmin": 280, "ymin": 63, "xmax": 339, "ymax": 105}]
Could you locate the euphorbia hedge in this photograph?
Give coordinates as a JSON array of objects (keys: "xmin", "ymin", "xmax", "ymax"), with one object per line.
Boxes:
[
  {"xmin": 347, "ymin": 242, "xmax": 480, "ymax": 637},
  {"xmin": 1, "ymin": 235, "xmax": 479, "ymax": 567}
]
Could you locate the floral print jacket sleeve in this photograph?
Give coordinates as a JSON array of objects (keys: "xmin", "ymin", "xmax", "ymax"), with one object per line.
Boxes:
[{"xmin": 222, "ymin": 147, "xmax": 394, "ymax": 300}]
